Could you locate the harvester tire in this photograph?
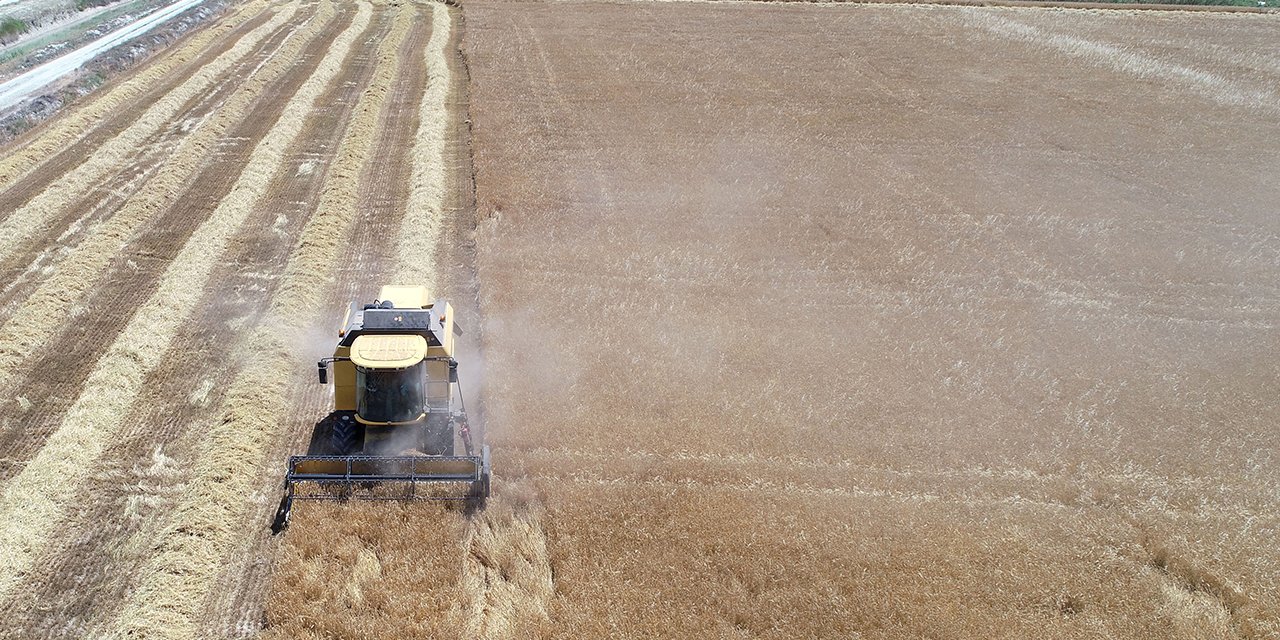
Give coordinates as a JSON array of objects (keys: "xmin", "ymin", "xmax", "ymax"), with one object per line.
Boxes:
[{"xmin": 331, "ymin": 416, "xmax": 360, "ymax": 455}]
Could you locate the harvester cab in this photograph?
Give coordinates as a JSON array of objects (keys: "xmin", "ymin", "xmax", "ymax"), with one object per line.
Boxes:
[{"xmin": 272, "ymin": 285, "xmax": 490, "ymax": 532}]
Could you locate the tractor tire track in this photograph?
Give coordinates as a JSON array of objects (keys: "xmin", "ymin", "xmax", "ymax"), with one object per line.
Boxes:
[
  {"xmin": 0, "ymin": 0, "xmax": 362, "ymax": 608},
  {"xmin": 0, "ymin": 0, "xmax": 340, "ymax": 481},
  {"xmin": 1, "ymin": 7, "xmax": 388, "ymax": 637},
  {"xmin": 959, "ymin": 9, "xmax": 1280, "ymax": 115}
]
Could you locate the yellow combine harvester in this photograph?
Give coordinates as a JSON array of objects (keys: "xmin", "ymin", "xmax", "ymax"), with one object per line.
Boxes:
[{"xmin": 272, "ymin": 285, "xmax": 490, "ymax": 531}]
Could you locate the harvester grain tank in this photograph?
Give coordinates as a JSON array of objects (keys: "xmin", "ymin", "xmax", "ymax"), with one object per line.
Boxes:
[{"xmin": 272, "ymin": 285, "xmax": 490, "ymax": 531}]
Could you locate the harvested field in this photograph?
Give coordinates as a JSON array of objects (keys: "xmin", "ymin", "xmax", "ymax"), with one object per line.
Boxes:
[
  {"xmin": 0, "ymin": 0, "xmax": 1277, "ymax": 638},
  {"xmin": 0, "ymin": 0, "xmax": 475, "ymax": 635},
  {"xmin": 268, "ymin": 1, "xmax": 1280, "ymax": 639}
]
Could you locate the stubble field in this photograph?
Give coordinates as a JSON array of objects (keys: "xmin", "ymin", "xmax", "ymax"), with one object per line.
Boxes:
[
  {"xmin": 272, "ymin": 2, "xmax": 1280, "ymax": 638},
  {"xmin": 0, "ymin": 0, "xmax": 1277, "ymax": 638},
  {"xmin": 0, "ymin": 0, "xmax": 476, "ymax": 635}
]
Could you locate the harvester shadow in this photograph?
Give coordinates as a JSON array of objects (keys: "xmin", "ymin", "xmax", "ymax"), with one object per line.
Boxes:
[{"xmin": 303, "ymin": 411, "xmax": 347, "ymax": 455}]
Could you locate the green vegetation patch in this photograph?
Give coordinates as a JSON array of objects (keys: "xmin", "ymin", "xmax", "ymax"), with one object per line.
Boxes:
[
  {"xmin": 75, "ymin": 0, "xmax": 118, "ymax": 11},
  {"xmin": 0, "ymin": 0, "xmax": 160, "ymax": 67},
  {"xmin": 0, "ymin": 17, "xmax": 32, "ymax": 41}
]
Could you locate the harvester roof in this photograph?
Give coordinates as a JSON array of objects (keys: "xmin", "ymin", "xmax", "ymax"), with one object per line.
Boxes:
[{"xmin": 350, "ymin": 334, "xmax": 428, "ymax": 369}]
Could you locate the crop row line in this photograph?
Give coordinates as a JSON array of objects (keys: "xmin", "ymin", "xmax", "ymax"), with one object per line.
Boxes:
[
  {"xmin": 105, "ymin": 3, "xmax": 414, "ymax": 636},
  {"xmin": 0, "ymin": 1, "xmax": 311, "ymax": 403},
  {"xmin": 0, "ymin": 0, "xmax": 332, "ymax": 610},
  {"xmin": 0, "ymin": 0, "xmax": 268, "ymax": 192},
  {"xmin": 0, "ymin": 1, "xmax": 281, "ymax": 243}
]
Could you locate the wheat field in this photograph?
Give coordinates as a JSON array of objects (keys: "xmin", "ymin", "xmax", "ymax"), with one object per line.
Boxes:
[
  {"xmin": 0, "ymin": 0, "xmax": 1276, "ymax": 637},
  {"xmin": 267, "ymin": 2, "xmax": 1280, "ymax": 638}
]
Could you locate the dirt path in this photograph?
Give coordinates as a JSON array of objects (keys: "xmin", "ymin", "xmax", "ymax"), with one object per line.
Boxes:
[{"xmin": 0, "ymin": 0, "xmax": 204, "ymax": 109}]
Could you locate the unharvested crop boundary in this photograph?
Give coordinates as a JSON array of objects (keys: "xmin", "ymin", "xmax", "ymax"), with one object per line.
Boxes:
[{"xmin": 444, "ymin": 5, "xmax": 557, "ymax": 636}]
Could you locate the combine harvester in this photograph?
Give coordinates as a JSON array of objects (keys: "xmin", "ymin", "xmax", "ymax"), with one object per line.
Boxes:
[{"xmin": 272, "ymin": 285, "xmax": 490, "ymax": 532}]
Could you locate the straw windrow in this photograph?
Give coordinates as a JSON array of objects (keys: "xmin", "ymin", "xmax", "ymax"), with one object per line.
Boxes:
[
  {"xmin": 0, "ymin": 0, "xmax": 314, "ymax": 415},
  {"xmin": 393, "ymin": 1, "xmax": 453, "ymax": 292},
  {"xmin": 107, "ymin": 3, "xmax": 417, "ymax": 637},
  {"xmin": 0, "ymin": 2, "xmax": 300, "ymax": 265},
  {"xmin": 0, "ymin": 0, "xmax": 359, "ymax": 606},
  {"xmin": 0, "ymin": 0, "xmax": 270, "ymax": 193}
]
